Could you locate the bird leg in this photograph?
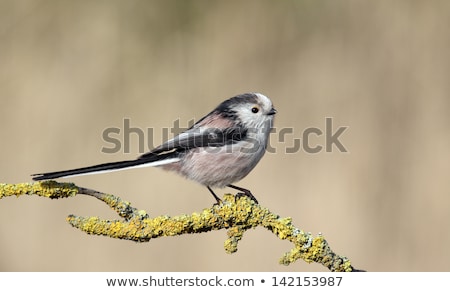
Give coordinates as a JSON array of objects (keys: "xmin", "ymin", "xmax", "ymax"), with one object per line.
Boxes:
[
  {"xmin": 227, "ymin": 184, "xmax": 259, "ymax": 204},
  {"xmin": 207, "ymin": 186, "xmax": 222, "ymax": 204}
]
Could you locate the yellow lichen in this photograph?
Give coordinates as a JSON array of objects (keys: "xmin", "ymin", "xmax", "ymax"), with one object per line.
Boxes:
[
  {"xmin": 0, "ymin": 181, "xmax": 78, "ymax": 199},
  {"xmin": 341, "ymin": 259, "xmax": 354, "ymax": 272},
  {"xmin": 2, "ymin": 181, "xmax": 358, "ymax": 271}
]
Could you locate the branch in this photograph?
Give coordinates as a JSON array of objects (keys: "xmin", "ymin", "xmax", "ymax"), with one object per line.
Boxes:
[{"xmin": 0, "ymin": 181, "xmax": 360, "ymax": 271}]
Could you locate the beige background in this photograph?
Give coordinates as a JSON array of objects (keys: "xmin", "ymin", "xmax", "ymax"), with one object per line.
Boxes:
[{"xmin": 1, "ymin": 0, "xmax": 449, "ymax": 272}]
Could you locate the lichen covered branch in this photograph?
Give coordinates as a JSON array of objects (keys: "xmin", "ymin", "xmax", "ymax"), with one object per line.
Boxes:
[{"xmin": 0, "ymin": 181, "xmax": 357, "ymax": 271}]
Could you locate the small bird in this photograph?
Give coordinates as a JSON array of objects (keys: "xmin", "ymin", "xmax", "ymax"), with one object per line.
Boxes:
[{"xmin": 32, "ymin": 93, "xmax": 276, "ymax": 203}]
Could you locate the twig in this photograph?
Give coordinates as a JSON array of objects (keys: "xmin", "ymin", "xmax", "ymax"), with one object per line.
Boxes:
[{"xmin": 0, "ymin": 181, "xmax": 361, "ymax": 271}]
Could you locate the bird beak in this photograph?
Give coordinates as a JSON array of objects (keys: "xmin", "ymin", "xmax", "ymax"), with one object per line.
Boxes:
[{"xmin": 267, "ymin": 108, "xmax": 277, "ymax": 115}]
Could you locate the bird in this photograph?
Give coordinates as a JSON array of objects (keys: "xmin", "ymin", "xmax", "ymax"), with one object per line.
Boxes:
[{"xmin": 32, "ymin": 92, "xmax": 277, "ymax": 203}]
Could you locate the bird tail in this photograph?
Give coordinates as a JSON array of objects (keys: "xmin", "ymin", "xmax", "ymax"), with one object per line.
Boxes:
[{"xmin": 32, "ymin": 155, "xmax": 180, "ymax": 181}]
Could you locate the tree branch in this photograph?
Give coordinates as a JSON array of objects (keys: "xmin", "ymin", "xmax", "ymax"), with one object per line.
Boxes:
[{"xmin": 0, "ymin": 181, "xmax": 361, "ymax": 271}]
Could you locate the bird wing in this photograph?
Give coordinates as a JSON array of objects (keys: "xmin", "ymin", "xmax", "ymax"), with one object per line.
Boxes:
[{"xmin": 139, "ymin": 127, "xmax": 247, "ymax": 159}]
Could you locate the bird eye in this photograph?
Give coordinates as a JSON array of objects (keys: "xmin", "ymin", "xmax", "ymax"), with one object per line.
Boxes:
[{"xmin": 251, "ymin": 107, "xmax": 259, "ymax": 113}]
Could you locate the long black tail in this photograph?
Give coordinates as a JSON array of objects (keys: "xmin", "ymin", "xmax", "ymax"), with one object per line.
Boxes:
[{"xmin": 32, "ymin": 154, "xmax": 178, "ymax": 181}]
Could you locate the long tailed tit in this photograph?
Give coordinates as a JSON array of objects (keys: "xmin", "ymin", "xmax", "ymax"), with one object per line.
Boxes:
[{"xmin": 32, "ymin": 93, "xmax": 277, "ymax": 203}]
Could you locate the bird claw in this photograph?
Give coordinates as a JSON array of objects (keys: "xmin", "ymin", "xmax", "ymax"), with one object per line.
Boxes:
[{"xmin": 235, "ymin": 191, "xmax": 259, "ymax": 204}]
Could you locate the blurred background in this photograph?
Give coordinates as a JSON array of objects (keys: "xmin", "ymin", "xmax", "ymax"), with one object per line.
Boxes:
[{"xmin": 1, "ymin": 0, "xmax": 449, "ymax": 272}]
